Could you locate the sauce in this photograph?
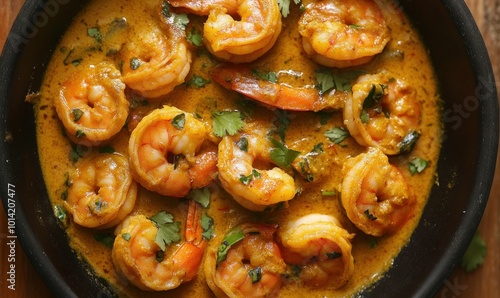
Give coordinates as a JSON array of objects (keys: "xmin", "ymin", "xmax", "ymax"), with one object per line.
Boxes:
[{"xmin": 34, "ymin": 0, "xmax": 442, "ymax": 296}]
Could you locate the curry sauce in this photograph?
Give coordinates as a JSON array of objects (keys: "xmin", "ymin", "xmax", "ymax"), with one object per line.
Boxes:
[{"xmin": 34, "ymin": 0, "xmax": 442, "ymax": 296}]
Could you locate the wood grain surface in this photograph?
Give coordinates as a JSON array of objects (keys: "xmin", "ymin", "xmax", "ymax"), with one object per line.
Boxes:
[{"xmin": 0, "ymin": 0, "xmax": 498, "ymax": 297}]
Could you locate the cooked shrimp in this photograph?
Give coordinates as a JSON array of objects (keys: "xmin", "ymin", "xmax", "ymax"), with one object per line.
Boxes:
[
  {"xmin": 217, "ymin": 132, "xmax": 296, "ymax": 211},
  {"xmin": 129, "ymin": 105, "xmax": 216, "ymax": 197},
  {"xmin": 212, "ymin": 64, "xmax": 347, "ymax": 111},
  {"xmin": 112, "ymin": 200, "xmax": 207, "ymax": 291},
  {"xmin": 64, "ymin": 153, "xmax": 137, "ymax": 229},
  {"xmin": 54, "ymin": 62, "xmax": 129, "ymax": 146},
  {"xmin": 120, "ymin": 8, "xmax": 192, "ymax": 98},
  {"xmin": 204, "ymin": 223, "xmax": 286, "ymax": 297},
  {"xmin": 172, "ymin": 0, "xmax": 282, "ymax": 63},
  {"xmin": 343, "ymin": 72, "xmax": 421, "ymax": 155},
  {"xmin": 299, "ymin": 0, "xmax": 391, "ymax": 68},
  {"xmin": 278, "ymin": 214, "xmax": 355, "ymax": 288},
  {"xmin": 341, "ymin": 147, "xmax": 416, "ymax": 236}
]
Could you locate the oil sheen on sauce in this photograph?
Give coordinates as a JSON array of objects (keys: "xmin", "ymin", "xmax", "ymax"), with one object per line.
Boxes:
[{"xmin": 34, "ymin": 0, "xmax": 442, "ymax": 297}]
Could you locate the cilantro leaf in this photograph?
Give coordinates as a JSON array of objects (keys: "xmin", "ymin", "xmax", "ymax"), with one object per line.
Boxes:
[
  {"xmin": 201, "ymin": 213, "xmax": 214, "ymax": 240},
  {"xmin": 188, "ymin": 75, "xmax": 210, "ymax": 88},
  {"xmin": 252, "ymin": 69, "xmax": 278, "ymax": 83},
  {"xmin": 217, "ymin": 226, "xmax": 245, "ymax": 266},
  {"xmin": 187, "ymin": 187, "xmax": 211, "ymax": 208},
  {"xmin": 269, "ymin": 138, "xmax": 301, "ymax": 168},
  {"xmin": 316, "ymin": 70, "xmax": 353, "ymax": 93},
  {"xmin": 325, "ymin": 127, "xmax": 350, "ymax": 144},
  {"xmin": 408, "ymin": 157, "xmax": 429, "ymax": 175},
  {"xmin": 87, "ymin": 27, "xmax": 102, "ymax": 43},
  {"xmin": 187, "ymin": 28, "xmax": 203, "ymax": 46},
  {"xmin": 461, "ymin": 232, "xmax": 487, "ymax": 272},
  {"xmin": 150, "ymin": 211, "xmax": 181, "ymax": 251},
  {"xmin": 172, "ymin": 113, "xmax": 186, "ymax": 130},
  {"xmin": 212, "ymin": 111, "xmax": 245, "ymax": 137}
]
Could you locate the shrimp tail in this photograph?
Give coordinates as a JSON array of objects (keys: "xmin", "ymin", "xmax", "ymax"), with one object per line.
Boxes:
[{"xmin": 212, "ymin": 64, "xmax": 341, "ymax": 112}]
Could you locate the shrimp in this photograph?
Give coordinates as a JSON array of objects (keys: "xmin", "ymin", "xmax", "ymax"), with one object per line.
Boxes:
[
  {"xmin": 64, "ymin": 153, "xmax": 137, "ymax": 229},
  {"xmin": 278, "ymin": 214, "xmax": 355, "ymax": 288},
  {"xmin": 217, "ymin": 132, "xmax": 296, "ymax": 211},
  {"xmin": 54, "ymin": 62, "xmax": 129, "ymax": 146},
  {"xmin": 120, "ymin": 7, "xmax": 192, "ymax": 98},
  {"xmin": 128, "ymin": 105, "xmax": 217, "ymax": 197},
  {"xmin": 112, "ymin": 200, "xmax": 207, "ymax": 291},
  {"xmin": 298, "ymin": 0, "xmax": 391, "ymax": 68},
  {"xmin": 341, "ymin": 147, "xmax": 416, "ymax": 236},
  {"xmin": 343, "ymin": 72, "xmax": 421, "ymax": 155},
  {"xmin": 211, "ymin": 64, "xmax": 347, "ymax": 111},
  {"xmin": 171, "ymin": 0, "xmax": 282, "ymax": 63},
  {"xmin": 204, "ymin": 223, "xmax": 287, "ymax": 297}
]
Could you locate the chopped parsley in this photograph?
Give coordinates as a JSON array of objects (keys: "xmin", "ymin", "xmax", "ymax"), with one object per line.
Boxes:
[
  {"xmin": 269, "ymin": 138, "xmax": 300, "ymax": 168},
  {"xmin": 408, "ymin": 157, "xmax": 429, "ymax": 175},
  {"xmin": 277, "ymin": 0, "xmax": 301, "ymax": 17},
  {"xmin": 122, "ymin": 233, "xmax": 131, "ymax": 241},
  {"xmin": 273, "ymin": 109, "xmax": 290, "ymax": 142},
  {"xmin": 364, "ymin": 209, "xmax": 377, "ymax": 221},
  {"xmin": 130, "ymin": 57, "xmax": 141, "ymax": 70},
  {"xmin": 87, "ymin": 27, "xmax": 102, "ymax": 44},
  {"xmin": 240, "ymin": 169, "xmax": 261, "ymax": 185},
  {"xmin": 216, "ymin": 226, "xmax": 245, "ymax": 266},
  {"xmin": 201, "ymin": 213, "xmax": 214, "ymax": 240},
  {"xmin": 325, "ymin": 127, "xmax": 350, "ymax": 144},
  {"xmin": 188, "ymin": 75, "xmax": 210, "ymax": 88},
  {"xmin": 187, "ymin": 28, "xmax": 203, "ymax": 46},
  {"xmin": 252, "ymin": 69, "xmax": 278, "ymax": 83},
  {"xmin": 249, "ymin": 267, "xmax": 263, "ymax": 283},
  {"xmin": 94, "ymin": 232, "xmax": 114, "ymax": 248},
  {"xmin": 76, "ymin": 129, "xmax": 86, "ymax": 138},
  {"xmin": 236, "ymin": 137, "xmax": 249, "ymax": 152},
  {"xmin": 72, "ymin": 108, "xmax": 83, "ymax": 122},
  {"xmin": 53, "ymin": 204, "xmax": 68, "ymax": 225},
  {"xmin": 172, "ymin": 113, "xmax": 186, "ymax": 130},
  {"xmin": 69, "ymin": 144, "xmax": 84, "ymax": 162},
  {"xmin": 212, "ymin": 111, "xmax": 245, "ymax": 137},
  {"xmin": 398, "ymin": 131, "xmax": 420, "ymax": 153},
  {"xmin": 150, "ymin": 211, "xmax": 181, "ymax": 251},
  {"xmin": 316, "ymin": 70, "xmax": 353, "ymax": 93}
]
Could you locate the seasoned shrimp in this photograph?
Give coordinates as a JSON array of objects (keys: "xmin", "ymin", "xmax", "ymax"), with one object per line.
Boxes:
[
  {"xmin": 343, "ymin": 72, "xmax": 421, "ymax": 155},
  {"xmin": 129, "ymin": 105, "xmax": 217, "ymax": 197},
  {"xmin": 217, "ymin": 132, "xmax": 296, "ymax": 211},
  {"xmin": 299, "ymin": 0, "xmax": 391, "ymax": 68},
  {"xmin": 212, "ymin": 64, "xmax": 347, "ymax": 111},
  {"xmin": 64, "ymin": 153, "xmax": 137, "ymax": 229},
  {"xmin": 54, "ymin": 62, "xmax": 129, "ymax": 146},
  {"xmin": 112, "ymin": 200, "xmax": 207, "ymax": 291},
  {"xmin": 204, "ymin": 223, "xmax": 287, "ymax": 297},
  {"xmin": 341, "ymin": 147, "xmax": 416, "ymax": 236},
  {"xmin": 172, "ymin": 0, "xmax": 282, "ymax": 63},
  {"xmin": 120, "ymin": 8, "xmax": 192, "ymax": 98},
  {"xmin": 278, "ymin": 214, "xmax": 355, "ymax": 288}
]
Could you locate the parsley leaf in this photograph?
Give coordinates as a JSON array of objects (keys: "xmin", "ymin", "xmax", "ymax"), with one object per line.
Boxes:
[
  {"xmin": 187, "ymin": 187, "xmax": 211, "ymax": 208},
  {"xmin": 87, "ymin": 27, "xmax": 102, "ymax": 44},
  {"xmin": 240, "ymin": 169, "xmax": 261, "ymax": 185},
  {"xmin": 325, "ymin": 127, "xmax": 350, "ymax": 144},
  {"xmin": 461, "ymin": 232, "xmax": 487, "ymax": 272},
  {"xmin": 172, "ymin": 113, "xmax": 186, "ymax": 130},
  {"xmin": 316, "ymin": 70, "xmax": 353, "ymax": 93},
  {"xmin": 212, "ymin": 111, "xmax": 245, "ymax": 137},
  {"xmin": 150, "ymin": 211, "xmax": 181, "ymax": 251},
  {"xmin": 277, "ymin": 0, "xmax": 301, "ymax": 17},
  {"xmin": 94, "ymin": 232, "xmax": 114, "ymax": 248},
  {"xmin": 252, "ymin": 69, "xmax": 278, "ymax": 83},
  {"xmin": 269, "ymin": 138, "xmax": 300, "ymax": 168},
  {"xmin": 72, "ymin": 108, "xmax": 83, "ymax": 122},
  {"xmin": 408, "ymin": 157, "xmax": 429, "ymax": 175}
]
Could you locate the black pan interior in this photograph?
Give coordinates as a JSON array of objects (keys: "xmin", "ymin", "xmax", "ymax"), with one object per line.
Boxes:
[{"xmin": 0, "ymin": 0, "xmax": 497, "ymax": 297}]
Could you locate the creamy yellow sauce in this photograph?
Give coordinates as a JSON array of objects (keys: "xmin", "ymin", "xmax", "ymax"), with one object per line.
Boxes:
[{"xmin": 34, "ymin": 0, "xmax": 442, "ymax": 297}]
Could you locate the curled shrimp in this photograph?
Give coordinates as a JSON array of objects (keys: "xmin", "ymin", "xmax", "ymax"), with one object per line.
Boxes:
[
  {"xmin": 211, "ymin": 64, "xmax": 347, "ymax": 111},
  {"xmin": 129, "ymin": 105, "xmax": 217, "ymax": 197},
  {"xmin": 112, "ymin": 200, "xmax": 207, "ymax": 291},
  {"xmin": 54, "ymin": 62, "xmax": 129, "ymax": 146},
  {"xmin": 278, "ymin": 214, "xmax": 355, "ymax": 288},
  {"xmin": 343, "ymin": 72, "xmax": 421, "ymax": 155},
  {"xmin": 120, "ymin": 8, "xmax": 192, "ymax": 98},
  {"xmin": 299, "ymin": 0, "xmax": 391, "ymax": 68},
  {"xmin": 171, "ymin": 0, "xmax": 282, "ymax": 63},
  {"xmin": 341, "ymin": 147, "xmax": 416, "ymax": 236},
  {"xmin": 64, "ymin": 153, "xmax": 137, "ymax": 229},
  {"xmin": 204, "ymin": 223, "xmax": 287, "ymax": 297},
  {"xmin": 217, "ymin": 132, "xmax": 296, "ymax": 211}
]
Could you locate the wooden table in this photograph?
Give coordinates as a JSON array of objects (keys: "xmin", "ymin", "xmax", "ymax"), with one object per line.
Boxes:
[{"xmin": 1, "ymin": 0, "xmax": 499, "ymax": 297}]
